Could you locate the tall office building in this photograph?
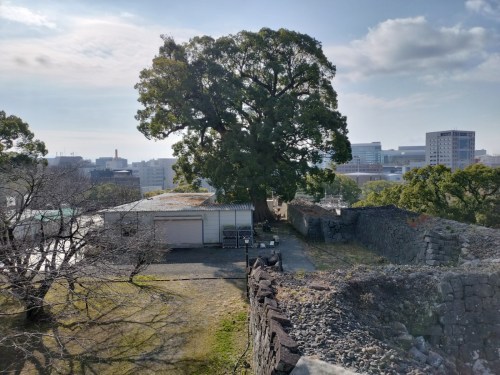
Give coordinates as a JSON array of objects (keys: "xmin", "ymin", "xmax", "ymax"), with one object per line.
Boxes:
[{"xmin": 425, "ymin": 130, "xmax": 475, "ymax": 170}]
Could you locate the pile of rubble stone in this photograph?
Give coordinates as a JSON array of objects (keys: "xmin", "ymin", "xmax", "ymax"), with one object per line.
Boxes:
[{"xmin": 275, "ymin": 265, "xmax": 498, "ymax": 375}]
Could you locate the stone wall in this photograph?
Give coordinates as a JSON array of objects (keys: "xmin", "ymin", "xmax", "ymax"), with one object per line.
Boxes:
[
  {"xmin": 287, "ymin": 204, "xmax": 335, "ymax": 242},
  {"xmin": 288, "ymin": 205, "xmax": 499, "ymax": 265},
  {"xmin": 435, "ymin": 269, "xmax": 500, "ymax": 371},
  {"xmin": 350, "ymin": 207, "xmax": 461, "ymax": 265},
  {"xmin": 248, "ymin": 266, "xmax": 300, "ymax": 375},
  {"xmin": 275, "ymin": 266, "xmax": 500, "ymax": 374}
]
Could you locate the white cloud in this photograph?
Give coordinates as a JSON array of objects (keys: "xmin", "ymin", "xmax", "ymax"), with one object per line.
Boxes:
[
  {"xmin": 0, "ymin": 2, "xmax": 56, "ymax": 28},
  {"xmin": 37, "ymin": 129, "xmax": 180, "ymax": 161},
  {"xmin": 466, "ymin": 0, "xmax": 500, "ymax": 20},
  {"xmin": 0, "ymin": 13, "xmax": 199, "ymax": 88},
  {"xmin": 327, "ymin": 16, "xmax": 489, "ymax": 82},
  {"xmin": 454, "ymin": 53, "xmax": 500, "ymax": 81}
]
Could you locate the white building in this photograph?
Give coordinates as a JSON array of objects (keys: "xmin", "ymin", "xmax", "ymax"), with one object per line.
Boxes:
[
  {"xmin": 426, "ymin": 130, "xmax": 475, "ymax": 171},
  {"xmin": 478, "ymin": 154, "xmax": 500, "ymax": 168},
  {"xmin": 131, "ymin": 158, "xmax": 177, "ymax": 193},
  {"xmin": 101, "ymin": 193, "xmax": 253, "ymax": 248}
]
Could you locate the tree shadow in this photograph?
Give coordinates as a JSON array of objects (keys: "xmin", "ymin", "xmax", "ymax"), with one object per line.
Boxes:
[{"xmin": 0, "ymin": 281, "xmax": 197, "ymax": 374}]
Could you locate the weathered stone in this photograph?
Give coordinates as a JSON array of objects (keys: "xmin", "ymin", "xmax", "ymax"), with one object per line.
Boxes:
[
  {"xmin": 409, "ymin": 346, "xmax": 427, "ymax": 363},
  {"xmin": 267, "ymin": 309, "xmax": 291, "ymax": 327},
  {"xmin": 259, "ymin": 279, "xmax": 272, "ymax": 289},
  {"xmin": 264, "ymin": 296, "xmax": 278, "ymax": 310},
  {"xmin": 426, "ymin": 351, "xmax": 444, "ymax": 368},
  {"xmin": 275, "ymin": 346, "xmax": 300, "ymax": 372},
  {"xmin": 464, "ymin": 285, "xmax": 475, "ymax": 297},
  {"xmin": 309, "ymin": 283, "xmax": 330, "ymax": 291},
  {"xmin": 488, "ymin": 272, "xmax": 500, "ymax": 287},
  {"xmin": 270, "ymin": 320, "xmax": 299, "ymax": 351},
  {"xmin": 464, "ymin": 296, "xmax": 482, "ymax": 312},
  {"xmin": 256, "ymin": 287, "xmax": 274, "ymax": 302},
  {"xmin": 438, "ymin": 281, "xmax": 453, "ymax": 296},
  {"xmin": 395, "ymin": 334, "xmax": 414, "ymax": 350},
  {"xmin": 474, "ymin": 283, "xmax": 493, "ymax": 298},
  {"xmin": 450, "ymin": 278, "xmax": 463, "ymax": 298}
]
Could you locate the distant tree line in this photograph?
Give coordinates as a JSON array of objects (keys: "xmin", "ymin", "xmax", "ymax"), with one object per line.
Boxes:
[{"xmin": 354, "ymin": 164, "xmax": 500, "ymax": 228}]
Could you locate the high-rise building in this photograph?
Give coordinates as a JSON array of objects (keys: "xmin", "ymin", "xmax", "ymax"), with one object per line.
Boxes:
[{"xmin": 425, "ymin": 130, "xmax": 475, "ymax": 170}]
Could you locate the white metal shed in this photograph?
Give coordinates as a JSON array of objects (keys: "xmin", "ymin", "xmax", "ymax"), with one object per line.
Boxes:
[{"xmin": 102, "ymin": 193, "xmax": 254, "ymax": 248}]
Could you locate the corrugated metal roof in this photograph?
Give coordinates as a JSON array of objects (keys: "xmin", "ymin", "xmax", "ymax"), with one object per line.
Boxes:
[{"xmin": 102, "ymin": 193, "xmax": 254, "ymax": 212}]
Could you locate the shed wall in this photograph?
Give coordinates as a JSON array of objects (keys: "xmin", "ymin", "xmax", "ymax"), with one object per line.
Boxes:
[{"xmin": 104, "ymin": 209, "xmax": 252, "ymax": 246}]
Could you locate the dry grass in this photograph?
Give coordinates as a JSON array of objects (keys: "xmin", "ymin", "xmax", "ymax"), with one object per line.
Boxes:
[
  {"xmin": 0, "ymin": 277, "xmax": 251, "ymax": 374},
  {"xmin": 304, "ymin": 241, "xmax": 388, "ymax": 270}
]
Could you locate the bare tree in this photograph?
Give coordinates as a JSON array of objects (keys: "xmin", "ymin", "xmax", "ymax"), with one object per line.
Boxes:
[{"xmin": 0, "ymin": 162, "xmax": 164, "ymax": 323}]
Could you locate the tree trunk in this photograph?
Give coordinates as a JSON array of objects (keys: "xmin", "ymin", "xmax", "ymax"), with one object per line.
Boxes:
[
  {"xmin": 252, "ymin": 198, "xmax": 274, "ymax": 223},
  {"xmin": 25, "ymin": 297, "xmax": 47, "ymax": 322}
]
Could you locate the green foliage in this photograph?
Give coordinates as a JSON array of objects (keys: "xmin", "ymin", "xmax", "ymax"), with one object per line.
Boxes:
[
  {"xmin": 306, "ymin": 173, "xmax": 361, "ymax": 206},
  {"xmin": 135, "ymin": 28, "xmax": 351, "ymax": 219},
  {"xmin": 354, "ymin": 165, "xmax": 500, "ymax": 227},
  {"xmin": 361, "ymin": 180, "xmax": 399, "ymax": 198},
  {"xmin": 171, "ymin": 183, "xmax": 208, "ymax": 193},
  {"xmin": 0, "ymin": 110, "xmax": 47, "ymax": 164}
]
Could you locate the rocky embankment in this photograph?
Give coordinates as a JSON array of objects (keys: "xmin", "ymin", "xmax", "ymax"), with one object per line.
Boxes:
[{"xmin": 275, "ymin": 264, "xmax": 499, "ymax": 375}]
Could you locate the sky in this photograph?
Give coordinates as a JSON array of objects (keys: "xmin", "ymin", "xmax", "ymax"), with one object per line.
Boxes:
[{"xmin": 1, "ymin": 0, "xmax": 499, "ymax": 162}]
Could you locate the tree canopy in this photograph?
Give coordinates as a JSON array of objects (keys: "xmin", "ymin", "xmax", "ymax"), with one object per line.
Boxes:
[
  {"xmin": 0, "ymin": 110, "xmax": 47, "ymax": 164},
  {"xmin": 354, "ymin": 164, "xmax": 500, "ymax": 227},
  {"xmin": 135, "ymin": 28, "xmax": 351, "ymax": 220},
  {"xmin": 306, "ymin": 173, "xmax": 361, "ymax": 206}
]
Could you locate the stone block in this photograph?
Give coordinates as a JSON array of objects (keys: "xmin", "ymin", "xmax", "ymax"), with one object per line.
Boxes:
[
  {"xmin": 474, "ymin": 283, "xmax": 493, "ymax": 298},
  {"xmin": 452, "ymin": 324, "xmax": 466, "ymax": 337},
  {"xmin": 257, "ymin": 287, "xmax": 274, "ymax": 302},
  {"xmin": 427, "ymin": 351, "xmax": 444, "ymax": 368},
  {"xmin": 461, "ymin": 274, "xmax": 478, "ymax": 286},
  {"xmin": 409, "ymin": 346, "xmax": 428, "ymax": 363},
  {"xmin": 264, "ymin": 297, "xmax": 278, "ymax": 310},
  {"xmin": 450, "ymin": 278, "xmax": 463, "ymax": 293},
  {"xmin": 465, "ymin": 329, "xmax": 483, "ymax": 345},
  {"xmin": 259, "ymin": 279, "xmax": 272, "ymax": 289},
  {"xmin": 452, "ymin": 300, "xmax": 465, "ymax": 315},
  {"xmin": 267, "ymin": 309, "xmax": 291, "ymax": 327},
  {"xmin": 465, "ymin": 296, "xmax": 482, "ymax": 312},
  {"xmin": 252, "ymin": 268, "xmax": 274, "ymax": 282},
  {"xmin": 488, "ymin": 272, "xmax": 500, "ymax": 287},
  {"xmin": 464, "ymin": 285, "xmax": 474, "ymax": 297},
  {"xmin": 270, "ymin": 320, "xmax": 298, "ymax": 351},
  {"xmin": 484, "ymin": 340, "xmax": 500, "ymax": 361},
  {"xmin": 275, "ymin": 346, "xmax": 300, "ymax": 373}
]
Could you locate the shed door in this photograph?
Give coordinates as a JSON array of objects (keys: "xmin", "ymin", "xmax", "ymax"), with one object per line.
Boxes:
[{"xmin": 155, "ymin": 219, "xmax": 203, "ymax": 247}]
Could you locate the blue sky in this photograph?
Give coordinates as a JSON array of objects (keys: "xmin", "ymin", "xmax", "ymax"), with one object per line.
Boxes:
[{"xmin": 1, "ymin": 0, "xmax": 499, "ymax": 161}]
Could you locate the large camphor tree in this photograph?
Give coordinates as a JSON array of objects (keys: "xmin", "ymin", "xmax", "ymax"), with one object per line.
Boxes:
[{"xmin": 135, "ymin": 28, "xmax": 351, "ymax": 220}]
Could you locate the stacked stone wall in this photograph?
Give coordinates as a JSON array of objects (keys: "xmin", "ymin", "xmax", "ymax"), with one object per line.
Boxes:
[
  {"xmin": 287, "ymin": 205, "xmax": 498, "ymax": 265},
  {"xmin": 435, "ymin": 269, "xmax": 500, "ymax": 371},
  {"xmin": 351, "ymin": 207, "xmax": 462, "ymax": 265},
  {"xmin": 249, "ymin": 267, "xmax": 300, "ymax": 374},
  {"xmin": 287, "ymin": 204, "xmax": 335, "ymax": 242}
]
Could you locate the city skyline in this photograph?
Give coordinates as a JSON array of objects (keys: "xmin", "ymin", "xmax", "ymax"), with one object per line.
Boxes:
[{"xmin": 1, "ymin": 0, "xmax": 500, "ymax": 161}]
